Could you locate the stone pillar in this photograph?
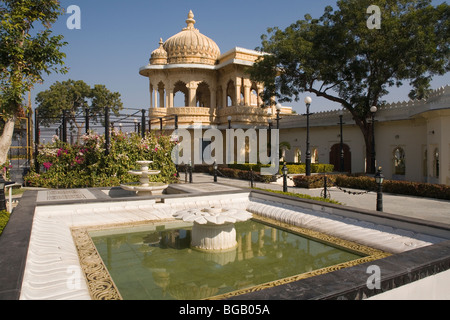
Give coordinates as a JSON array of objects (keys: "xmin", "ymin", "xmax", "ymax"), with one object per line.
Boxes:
[
  {"xmin": 243, "ymin": 79, "xmax": 251, "ymax": 106},
  {"xmin": 150, "ymin": 83, "xmax": 154, "ymax": 108},
  {"xmin": 235, "ymin": 78, "xmax": 242, "ymax": 107},
  {"xmin": 153, "ymin": 87, "xmax": 158, "ymax": 108},
  {"xmin": 188, "ymin": 82, "xmax": 198, "ymax": 107},
  {"xmin": 159, "ymin": 88, "xmax": 165, "ymax": 108},
  {"xmin": 168, "ymin": 89, "xmax": 174, "ymax": 108},
  {"xmin": 210, "ymin": 87, "xmax": 217, "ymax": 110},
  {"xmin": 222, "ymin": 85, "xmax": 228, "ymax": 108}
]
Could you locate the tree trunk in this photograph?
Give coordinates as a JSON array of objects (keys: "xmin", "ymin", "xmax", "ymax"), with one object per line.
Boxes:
[
  {"xmin": 0, "ymin": 116, "xmax": 16, "ymax": 165},
  {"xmin": 352, "ymin": 114, "xmax": 376, "ymax": 174}
]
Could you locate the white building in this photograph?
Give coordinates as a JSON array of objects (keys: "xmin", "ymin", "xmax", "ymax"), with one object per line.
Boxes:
[
  {"xmin": 139, "ymin": 11, "xmax": 449, "ymax": 186},
  {"xmin": 279, "ymin": 85, "xmax": 450, "ymax": 185}
]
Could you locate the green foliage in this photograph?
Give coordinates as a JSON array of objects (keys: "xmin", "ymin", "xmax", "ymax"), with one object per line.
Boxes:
[
  {"xmin": 35, "ymin": 79, "xmax": 123, "ymax": 128},
  {"xmin": 0, "ymin": 210, "xmax": 10, "ymax": 236},
  {"xmin": 0, "ymin": 0, "xmax": 67, "ymax": 115},
  {"xmin": 228, "ymin": 163, "xmax": 334, "ymax": 174},
  {"xmin": 25, "ymin": 131, "xmax": 178, "ymax": 188},
  {"xmin": 335, "ymin": 175, "xmax": 450, "ymax": 200},
  {"xmin": 217, "ymin": 167, "xmax": 276, "ymax": 183},
  {"xmin": 252, "ymin": 188, "xmax": 342, "ymax": 205},
  {"xmin": 1, "ymin": 160, "xmax": 12, "ymax": 180},
  {"xmin": 293, "ymin": 174, "xmax": 450, "ymax": 200},
  {"xmin": 250, "ymin": 0, "xmax": 449, "ymax": 172},
  {"xmin": 292, "ymin": 175, "xmax": 337, "ymax": 189}
]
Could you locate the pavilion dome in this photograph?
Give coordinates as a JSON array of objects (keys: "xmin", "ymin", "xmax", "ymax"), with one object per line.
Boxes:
[
  {"xmin": 150, "ymin": 38, "xmax": 168, "ymax": 65},
  {"xmin": 162, "ymin": 10, "xmax": 221, "ymax": 66}
]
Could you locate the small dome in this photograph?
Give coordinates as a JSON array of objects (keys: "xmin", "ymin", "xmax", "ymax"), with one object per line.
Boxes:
[
  {"xmin": 150, "ymin": 38, "xmax": 168, "ymax": 65},
  {"xmin": 163, "ymin": 10, "xmax": 220, "ymax": 65}
]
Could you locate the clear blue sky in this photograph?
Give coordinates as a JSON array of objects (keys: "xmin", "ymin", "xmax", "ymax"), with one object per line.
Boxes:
[{"xmin": 30, "ymin": 0, "xmax": 449, "ymax": 114}]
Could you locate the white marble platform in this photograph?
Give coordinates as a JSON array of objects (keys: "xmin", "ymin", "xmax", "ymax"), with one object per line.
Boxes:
[{"xmin": 19, "ymin": 192, "xmax": 446, "ymax": 300}]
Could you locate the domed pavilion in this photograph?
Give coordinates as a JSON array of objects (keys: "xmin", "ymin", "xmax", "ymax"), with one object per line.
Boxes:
[{"xmin": 139, "ymin": 10, "xmax": 292, "ymax": 131}]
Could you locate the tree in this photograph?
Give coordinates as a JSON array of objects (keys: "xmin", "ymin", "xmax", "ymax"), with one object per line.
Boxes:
[
  {"xmin": 249, "ymin": 0, "xmax": 449, "ymax": 173},
  {"xmin": 35, "ymin": 79, "xmax": 123, "ymax": 141},
  {"xmin": 0, "ymin": 0, "xmax": 67, "ymax": 165}
]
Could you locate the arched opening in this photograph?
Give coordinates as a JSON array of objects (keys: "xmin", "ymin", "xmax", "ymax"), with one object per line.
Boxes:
[
  {"xmin": 217, "ymin": 86, "xmax": 223, "ymax": 109},
  {"xmin": 423, "ymin": 148, "xmax": 428, "ymax": 178},
  {"xmin": 329, "ymin": 143, "xmax": 351, "ymax": 172},
  {"xmin": 294, "ymin": 148, "xmax": 301, "ymax": 163},
  {"xmin": 196, "ymin": 82, "xmax": 211, "ymax": 107},
  {"xmin": 173, "ymin": 81, "xmax": 188, "ymax": 107},
  {"xmin": 433, "ymin": 148, "xmax": 440, "ymax": 178},
  {"xmin": 226, "ymin": 80, "xmax": 235, "ymax": 107},
  {"xmin": 312, "ymin": 148, "xmax": 319, "ymax": 163},
  {"xmin": 393, "ymin": 147, "xmax": 406, "ymax": 175},
  {"xmin": 157, "ymin": 81, "xmax": 166, "ymax": 108},
  {"xmin": 250, "ymin": 89, "xmax": 258, "ymax": 107}
]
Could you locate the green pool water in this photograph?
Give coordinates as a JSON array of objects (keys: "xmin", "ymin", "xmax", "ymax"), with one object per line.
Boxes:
[{"xmin": 90, "ymin": 220, "xmax": 364, "ymax": 300}]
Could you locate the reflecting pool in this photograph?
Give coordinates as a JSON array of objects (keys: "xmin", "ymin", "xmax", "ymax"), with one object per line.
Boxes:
[{"xmin": 90, "ymin": 220, "xmax": 364, "ymax": 300}]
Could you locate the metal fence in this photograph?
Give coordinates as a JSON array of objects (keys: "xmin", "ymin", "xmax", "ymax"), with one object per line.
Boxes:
[{"xmin": 33, "ymin": 107, "xmax": 180, "ymax": 172}]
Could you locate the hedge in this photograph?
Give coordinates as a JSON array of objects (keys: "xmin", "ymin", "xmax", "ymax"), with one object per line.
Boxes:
[
  {"xmin": 0, "ymin": 210, "xmax": 10, "ymax": 236},
  {"xmin": 252, "ymin": 188, "xmax": 342, "ymax": 205},
  {"xmin": 228, "ymin": 163, "xmax": 334, "ymax": 175},
  {"xmin": 293, "ymin": 174, "xmax": 450, "ymax": 200},
  {"xmin": 292, "ymin": 175, "xmax": 337, "ymax": 189},
  {"xmin": 216, "ymin": 167, "xmax": 276, "ymax": 183}
]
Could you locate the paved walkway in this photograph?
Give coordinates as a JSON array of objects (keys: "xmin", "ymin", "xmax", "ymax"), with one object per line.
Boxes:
[
  {"xmin": 7, "ymin": 173, "xmax": 449, "ymax": 225},
  {"xmin": 188, "ymin": 173, "xmax": 450, "ymax": 226}
]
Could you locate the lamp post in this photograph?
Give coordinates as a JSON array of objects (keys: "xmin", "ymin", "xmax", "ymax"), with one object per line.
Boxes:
[
  {"xmin": 213, "ymin": 160, "xmax": 218, "ymax": 183},
  {"xmin": 227, "ymin": 116, "xmax": 232, "ymax": 129},
  {"xmin": 282, "ymin": 162, "xmax": 288, "ymax": 192},
  {"xmin": 188, "ymin": 160, "xmax": 193, "ymax": 183},
  {"xmin": 0, "ymin": 176, "xmax": 6, "ymax": 211},
  {"xmin": 268, "ymin": 118, "xmax": 272, "ymax": 152},
  {"xmin": 370, "ymin": 105, "xmax": 377, "ymax": 174},
  {"xmin": 275, "ymin": 103, "xmax": 282, "ymax": 129},
  {"xmin": 304, "ymin": 96, "xmax": 312, "ymax": 176},
  {"xmin": 374, "ymin": 167, "xmax": 384, "ymax": 212},
  {"xmin": 339, "ymin": 109, "xmax": 345, "ymax": 172}
]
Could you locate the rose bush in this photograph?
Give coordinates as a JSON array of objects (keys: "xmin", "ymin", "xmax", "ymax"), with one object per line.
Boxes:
[{"xmin": 25, "ymin": 130, "xmax": 178, "ymax": 188}]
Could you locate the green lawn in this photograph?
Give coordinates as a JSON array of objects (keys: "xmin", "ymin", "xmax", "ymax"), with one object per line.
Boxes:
[{"xmin": 0, "ymin": 210, "xmax": 10, "ymax": 236}]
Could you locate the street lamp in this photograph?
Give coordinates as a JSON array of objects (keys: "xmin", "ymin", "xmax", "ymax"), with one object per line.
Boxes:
[
  {"xmin": 374, "ymin": 167, "xmax": 384, "ymax": 212},
  {"xmin": 188, "ymin": 160, "xmax": 193, "ymax": 183},
  {"xmin": 282, "ymin": 162, "xmax": 288, "ymax": 192},
  {"xmin": 268, "ymin": 118, "xmax": 273, "ymax": 153},
  {"xmin": 213, "ymin": 160, "xmax": 218, "ymax": 182},
  {"xmin": 275, "ymin": 103, "xmax": 282, "ymax": 129},
  {"xmin": 370, "ymin": 105, "xmax": 377, "ymax": 174},
  {"xmin": 0, "ymin": 176, "xmax": 6, "ymax": 211},
  {"xmin": 304, "ymin": 96, "xmax": 312, "ymax": 176},
  {"xmin": 339, "ymin": 109, "xmax": 345, "ymax": 172},
  {"xmin": 227, "ymin": 116, "xmax": 232, "ymax": 129}
]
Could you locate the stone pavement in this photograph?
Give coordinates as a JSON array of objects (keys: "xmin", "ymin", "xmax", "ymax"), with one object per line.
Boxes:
[
  {"xmin": 189, "ymin": 173, "xmax": 450, "ymax": 226},
  {"xmin": 6, "ymin": 173, "xmax": 449, "ymax": 225}
]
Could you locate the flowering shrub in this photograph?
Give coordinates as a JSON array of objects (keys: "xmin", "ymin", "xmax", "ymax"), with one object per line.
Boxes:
[
  {"xmin": 25, "ymin": 130, "xmax": 178, "ymax": 188},
  {"xmin": 1, "ymin": 160, "xmax": 12, "ymax": 180}
]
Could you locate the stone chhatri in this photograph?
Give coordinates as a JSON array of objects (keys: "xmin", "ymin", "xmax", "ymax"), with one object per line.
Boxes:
[{"xmin": 162, "ymin": 10, "xmax": 220, "ymax": 65}]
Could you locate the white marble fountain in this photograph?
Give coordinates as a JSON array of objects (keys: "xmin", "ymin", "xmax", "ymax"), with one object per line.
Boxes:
[
  {"xmin": 173, "ymin": 206, "xmax": 253, "ymax": 251},
  {"xmin": 120, "ymin": 160, "xmax": 168, "ymax": 196}
]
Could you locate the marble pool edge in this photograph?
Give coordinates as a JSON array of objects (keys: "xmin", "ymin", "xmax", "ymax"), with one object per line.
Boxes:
[{"xmin": 1, "ymin": 185, "xmax": 449, "ymax": 300}]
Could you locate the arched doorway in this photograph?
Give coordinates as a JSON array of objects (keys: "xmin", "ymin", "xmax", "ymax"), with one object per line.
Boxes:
[{"xmin": 329, "ymin": 143, "xmax": 351, "ymax": 172}]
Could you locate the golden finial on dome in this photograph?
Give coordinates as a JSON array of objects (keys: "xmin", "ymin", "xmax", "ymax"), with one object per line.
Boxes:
[{"xmin": 185, "ymin": 10, "xmax": 196, "ymax": 29}]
